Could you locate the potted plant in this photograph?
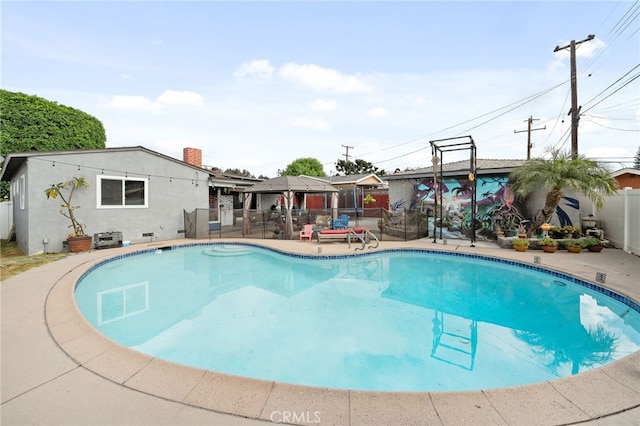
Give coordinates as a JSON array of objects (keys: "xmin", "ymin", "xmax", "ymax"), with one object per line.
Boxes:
[
  {"xmin": 512, "ymin": 237, "xmax": 530, "ymax": 252},
  {"xmin": 560, "ymin": 225, "xmax": 581, "ymax": 239},
  {"xmin": 537, "ymin": 236, "xmax": 558, "ymax": 253},
  {"xmin": 582, "ymin": 236, "xmax": 604, "ymax": 252},
  {"xmin": 44, "ymin": 176, "xmax": 92, "ymax": 252},
  {"xmin": 563, "ymin": 238, "xmax": 584, "ymax": 253}
]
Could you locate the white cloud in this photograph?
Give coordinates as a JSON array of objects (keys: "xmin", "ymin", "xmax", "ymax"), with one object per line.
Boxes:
[
  {"xmin": 106, "ymin": 90, "xmax": 204, "ymax": 111},
  {"xmin": 150, "ymin": 39, "xmax": 162, "ymax": 46},
  {"xmin": 291, "ymin": 117, "xmax": 330, "ymax": 131},
  {"xmin": 367, "ymin": 107, "xmax": 388, "ymax": 118},
  {"xmin": 157, "ymin": 90, "xmax": 204, "ymax": 107},
  {"xmin": 120, "ymin": 73, "xmax": 132, "ymax": 80},
  {"xmin": 310, "ymin": 99, "xmax": 337, "ymax": 112},
  {"xmin": 279, "ymin": 63, "xmax": 373, "ymax": 93},
  {"xmin": 233, "ymin": 59, "xmax": 275, "ymax": 78},
  {"xmin": 106, "ymin": 95, "xmax": 155, "ymax": 110}
]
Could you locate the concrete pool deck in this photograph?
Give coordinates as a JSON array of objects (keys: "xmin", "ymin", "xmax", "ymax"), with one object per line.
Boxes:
[{"xmin": 1, "ymin": 238, "xmax": 639, "ymax": 425}]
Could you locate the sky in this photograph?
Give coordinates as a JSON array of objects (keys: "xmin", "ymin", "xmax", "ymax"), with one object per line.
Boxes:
[{"xmin": 2, "ymin": 1, "xmax": 639, "ymax": 178}]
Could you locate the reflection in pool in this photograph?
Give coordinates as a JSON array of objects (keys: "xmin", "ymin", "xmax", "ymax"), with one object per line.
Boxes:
[{"xmin": 75, "ymin": 244, "xmax": 640, "ymax": 392}]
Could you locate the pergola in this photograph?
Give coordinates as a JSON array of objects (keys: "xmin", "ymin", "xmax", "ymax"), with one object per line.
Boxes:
[{"xmin": 243, "ymin": 176, "xmax": 339, "ymax": 239}]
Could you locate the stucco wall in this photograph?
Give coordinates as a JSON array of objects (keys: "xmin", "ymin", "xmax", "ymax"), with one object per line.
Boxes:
[{"xmin": 13, "ymin": 150, "xmax": 209, "ymax": 255}]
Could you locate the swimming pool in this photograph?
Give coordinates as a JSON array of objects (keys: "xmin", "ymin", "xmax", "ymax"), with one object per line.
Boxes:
[{"xmin": 75, "ymin": 243, "xmax": 640, "ymax": 392}]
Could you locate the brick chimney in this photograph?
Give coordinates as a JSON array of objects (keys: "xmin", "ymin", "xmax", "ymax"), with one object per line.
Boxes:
[{"xmin": 183, "ymin": 147, "xmax": 202, "ymax": 168}]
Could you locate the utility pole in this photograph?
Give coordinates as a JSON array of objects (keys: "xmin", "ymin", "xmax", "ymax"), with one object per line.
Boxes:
[
  {"xmin": 554, "ymin": 34, "xmax": 595, "ymax": 159},
  {"xmin": 342, "ymin": 144, "xmax": 354, "ymax": 162},
  {"xmin": 514, "ymin": 116, "xmax": 546, "ymax": 160}
]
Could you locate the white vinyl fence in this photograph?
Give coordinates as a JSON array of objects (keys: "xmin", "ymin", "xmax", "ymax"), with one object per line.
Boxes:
[
  {"xmin": 1, "ymin": 200, "xmax": 13, "ymax": 239},
  {"xmin": 600, "ymin": 188, "xmax": 640, "ymax": 255}
]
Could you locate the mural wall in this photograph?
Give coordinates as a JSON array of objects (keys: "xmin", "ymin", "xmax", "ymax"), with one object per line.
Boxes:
[{"xmin": 409, "ymin": 175, "xmax": 581, "ymax": 239}]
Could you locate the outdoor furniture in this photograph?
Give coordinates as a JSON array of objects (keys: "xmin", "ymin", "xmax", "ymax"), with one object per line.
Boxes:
[
  {"xmin": 315, "ymin": 215, "xmax": 331, "ymax": 228},
  {"xmin": 299, "ymin": 224, "xmax": 314, "ymax": 241},
  {"xmin": 331, "ymin": 214, "xmax": 349, "ymax": 229},
  {"xmin": 316, "ymin": 227, "xmax": 369, "ymax": 243}
]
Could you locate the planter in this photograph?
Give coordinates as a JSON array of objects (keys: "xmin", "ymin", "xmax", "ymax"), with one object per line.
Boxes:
[
  {"xmin": 541, "ymin": 245, "xmax": 557, "ymax": 253},
  {"xmin": 514, "ymin": 245, "xmax": 528, "ymax": 252},
  {"xmin": 587, "ymin": 245, "xmax": 604, "ymax": 252},
  {"xmin": 566, "ymin": 246, "xmax": 582, "ymax": 253},
  {"xmin": 67, "ymin": 235, "xmax": 92, "ymax": 252}
]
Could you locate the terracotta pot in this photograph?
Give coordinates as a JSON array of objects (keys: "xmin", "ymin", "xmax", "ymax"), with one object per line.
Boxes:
[
  {"xmin": 541, "ymin": 245, "xmax": 557, "ymax": 253},
  {"xmin": 514, "ymin": 245, "xmax": 528, "ymax": 252},
  {"xmin": 587, "ymin": 245, "xmax": 604, "ymax": 252},
  {"xmin": 566, "ymin": 246, "xmax": 582, "ymax": 253},
  {"xmin": 67, "ymin": 235, "xmax": 92, "ymax": 252}
]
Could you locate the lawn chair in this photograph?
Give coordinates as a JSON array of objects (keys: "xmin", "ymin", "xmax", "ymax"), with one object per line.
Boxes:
[
  {"xmin": 299, "ymin": 224, "xmax": 314, "ymax": 241},
  {"xmin": 331, "ymin": 214, "xmax": 349, "ymax": 230}
]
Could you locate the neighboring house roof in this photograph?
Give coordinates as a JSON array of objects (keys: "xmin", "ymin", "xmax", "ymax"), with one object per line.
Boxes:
[
  {"xmin": 0, "ymin": 146, "xmax": 207, "ymax": 181},
  {"xmin": 384, "ymin": 159, "xmax": 527, "ymax": 180},
  {"xmin": 206, "ymin": 168, "xmax": 262, "ymax": 189},
  {"xmin": 611, "ymin": 168, "xmax": 640, "ymax": 178},
  {"xmin": 329, "ymin": 173, "xmax": 387, "ymax": 187}
]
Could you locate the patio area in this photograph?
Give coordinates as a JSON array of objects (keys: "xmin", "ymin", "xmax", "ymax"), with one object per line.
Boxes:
[{"xmin": 2, "ymin": 238, "xmax": 639, "ymax": 425}]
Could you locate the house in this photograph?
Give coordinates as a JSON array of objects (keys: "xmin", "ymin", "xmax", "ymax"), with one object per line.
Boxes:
[
  {"xmin": 1, "ymin": 146, "xmax": 211, "ymax": 255},
  {"xmin": 611, "ymin": 168, "xmax": 640, "ymax": 189}
]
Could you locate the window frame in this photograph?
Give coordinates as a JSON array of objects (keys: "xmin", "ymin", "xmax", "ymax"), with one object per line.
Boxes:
[{"xmin": 97, "ymin": 175, "xmax": 148, "ymax": 209}]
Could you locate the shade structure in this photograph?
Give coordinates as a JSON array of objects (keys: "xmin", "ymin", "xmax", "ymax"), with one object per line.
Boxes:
[
  {"xmin": 244, "ymin": 176, "xmax": 339, "ymax": 239},
  {"xmin": 243, "ymin": 175, "xmax": 339, "ymax": 194}
]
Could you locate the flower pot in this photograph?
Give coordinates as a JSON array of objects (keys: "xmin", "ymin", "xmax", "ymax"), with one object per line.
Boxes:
[
  {"xmin": 541, "ymin": 245, "xmax": 557, "ymax": 253},
  {"xmin": 514, "ymin": 245, "xmax": 528, "ymax": 252},
  {"xmin": 566, "ymin": 246, "xmax": 582, "ymax": 253},
  {"xmin": 67, "ymin": 235, "xmax": 92, "ymax": 252},
  {"xmin": 587, "ymin": 245, "xmax": 604, "ymax": 252}
]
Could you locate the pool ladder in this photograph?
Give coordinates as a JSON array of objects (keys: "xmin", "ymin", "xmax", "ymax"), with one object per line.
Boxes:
[{"xmin": 348, "ymin": 229, "xmax": 380, "ymax": 251}]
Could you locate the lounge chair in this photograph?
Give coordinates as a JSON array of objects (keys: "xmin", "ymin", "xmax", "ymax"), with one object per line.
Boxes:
[{"xmin": 299, "ymin": 224, "xmax": 314, "ymax": 241}]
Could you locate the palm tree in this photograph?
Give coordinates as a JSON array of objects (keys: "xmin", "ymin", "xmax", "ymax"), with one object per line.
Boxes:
[{"xmin": 509, "ymin": 149, "xmax": 618, "ymax": 237}]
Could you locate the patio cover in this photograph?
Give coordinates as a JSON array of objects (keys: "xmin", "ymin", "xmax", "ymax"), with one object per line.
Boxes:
[{"xmin": 244, "ymin": 176, "xmax": 339, "ymax": 239}]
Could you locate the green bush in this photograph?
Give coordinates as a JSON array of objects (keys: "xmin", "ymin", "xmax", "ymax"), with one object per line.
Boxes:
[
  {"xmin": 538, "ymin": 237, "xmax": 558, "ymax": 247},
  {"xmin": 0, "ymin": 90, "xmax": 106, "ymax": 199}
]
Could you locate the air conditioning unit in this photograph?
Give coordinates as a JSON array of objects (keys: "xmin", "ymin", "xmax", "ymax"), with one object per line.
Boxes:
[{"xmin": 94, "ymin": 232, "xmax": 123, "ymax": 249}]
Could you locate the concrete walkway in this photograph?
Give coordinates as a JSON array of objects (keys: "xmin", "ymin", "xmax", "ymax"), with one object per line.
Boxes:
[{"xmin": 2, "ymin": 238, "xmax": 639, "ymax": 425}]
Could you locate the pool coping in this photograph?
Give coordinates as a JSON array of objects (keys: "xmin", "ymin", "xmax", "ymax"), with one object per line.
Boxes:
[{"xmin": 5, "ymin": 238, "xmax": 640, "ymax": 425}]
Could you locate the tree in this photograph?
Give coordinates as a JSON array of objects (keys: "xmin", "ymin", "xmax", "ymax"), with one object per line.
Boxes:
[
  {"xmin": 0, "ymin": 90, "xmax": 106, "ymax": 198},
  {"xmin": 282, "ymin": 158, "xmax": 326, "ymax": 177},
  {"xmin": 509, "ymin": 149, "xmax": 618, "ymax": 237},
  {"xmin": 634, "ymin": 146, "xmax": 640, "ymax": 169},
  {"xmin": 223, "ymin": 168, "xmax": 254, "ymax": 178},
  {"xmin": 335, "ymin": 158, "xmax": 385, "ymax": 176}
]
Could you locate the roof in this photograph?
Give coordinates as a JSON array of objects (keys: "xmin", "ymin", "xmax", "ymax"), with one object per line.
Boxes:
[
  {"xmin": 244, "ymin": 175, "xmax": 339, "ymax": 193},
  {"xmin": 384, "ymin": 159, "xmax": 527, "ymax": 180},
  {"xmin": 206, "ymin": 168, "xmax": 262, "ymax": 188},
  {"xmin": 0, "ymin": 146, "xmax": 207, "ymax": 181},
  {"xmin": 611, "ymin": 168, "xmax": 640, "ymax": 178},
  {"xmin": 301, "ymin": 173, "xmax": 387, "ymax": 188}
]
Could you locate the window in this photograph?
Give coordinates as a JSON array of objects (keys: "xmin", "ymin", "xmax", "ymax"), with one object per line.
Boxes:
[{"xmin": 97, "ymin": 175, "xmax": 148, "ymax": 208}]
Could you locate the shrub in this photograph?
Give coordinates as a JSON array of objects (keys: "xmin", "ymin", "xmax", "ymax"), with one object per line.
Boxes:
[
  {"xmin": 512, "ymin": 238, "xmax": 530, "ymax": 247},
  {"xmin": 538, "ymin": 237, "xmax": 558, "ymax": 247}
]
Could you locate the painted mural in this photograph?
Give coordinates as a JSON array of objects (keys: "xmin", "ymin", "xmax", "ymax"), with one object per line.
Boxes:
[
  {"xmin": 413, "ymin": 176, "xmax": 520, "ymax": 238},
  {"xmin": 411, "ymin": 175, "xmax": 580, "ymax": 239}
]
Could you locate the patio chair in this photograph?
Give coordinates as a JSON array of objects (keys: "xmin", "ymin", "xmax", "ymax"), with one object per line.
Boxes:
[
  {"xmin": 331, "ymin": 214, "xmax": 349, "ymax": 230},
  {"xmin": 299, "ymin": 224, "xmax": 314, "ymax": 241}
]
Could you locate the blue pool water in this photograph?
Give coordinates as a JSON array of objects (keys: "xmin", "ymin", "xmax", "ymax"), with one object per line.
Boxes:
[{"xmin": 75, "ymin": 243, "xmax": 640, "ymax": 392}]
